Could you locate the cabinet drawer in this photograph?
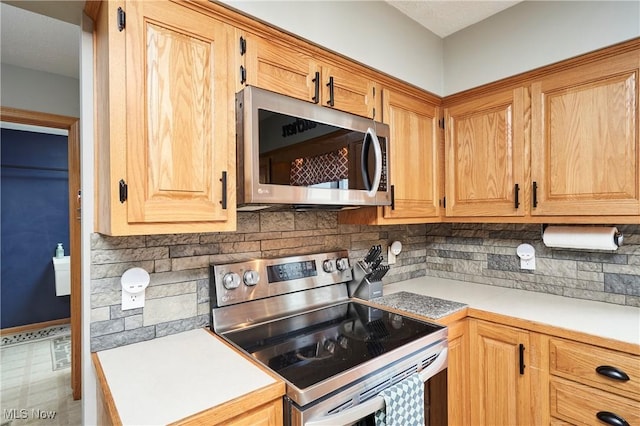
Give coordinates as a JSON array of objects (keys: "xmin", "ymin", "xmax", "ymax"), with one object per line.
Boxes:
[
  {"xmin": 549, "ymin": 338, "xmax": 640, "ymax": 399},
  {"xmin": 550, "ymin": 376, "xmax": 640, "ymax": 425}
]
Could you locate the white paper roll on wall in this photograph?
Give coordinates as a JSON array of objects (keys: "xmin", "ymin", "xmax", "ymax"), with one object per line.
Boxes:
[{"xmin": 542, "ymin": 226, "xmax": 622, "ymax": 251}]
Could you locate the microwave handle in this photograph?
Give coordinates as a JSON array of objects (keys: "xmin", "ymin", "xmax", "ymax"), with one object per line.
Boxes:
[
  {"xmin": 305, "ymin": 347, "xmax": 448, "ymax": 426},
  {"xmin": 361, "ymin": 127, "xmax": 383, "ymax": 198}
]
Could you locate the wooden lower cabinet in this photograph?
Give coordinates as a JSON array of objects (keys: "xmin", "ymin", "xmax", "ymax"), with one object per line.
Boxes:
[
  {"xmin": 548, "ymin": 337, "xmax": 640, "ymax": 426},
  {"xmin": 224, "ymin": 399, "xmax": 282, "ymax": 426},
  {"xmin": 446, "ymin": 319, "xmax": 470, "ymax": 426},
  {"xmin": 550, "ymin": 376, "xmax": 640, "ymax": 426},
  {"xmin": 469, "ymin": 319, "xmax": 532, "ymax": 426}
]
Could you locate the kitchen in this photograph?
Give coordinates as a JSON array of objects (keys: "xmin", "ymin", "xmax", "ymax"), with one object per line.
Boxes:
[{"xmin": 2, "ymin": 0, "xmax": 639, "ymax": 425}]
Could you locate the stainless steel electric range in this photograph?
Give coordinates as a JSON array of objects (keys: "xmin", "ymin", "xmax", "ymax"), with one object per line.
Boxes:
[{"xmin": 210, "ymin": 251, "xmax": 448, "ymax": 426}]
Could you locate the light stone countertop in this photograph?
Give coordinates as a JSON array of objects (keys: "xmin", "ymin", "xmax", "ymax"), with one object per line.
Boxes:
[
  {"xmin": 371, "ymin": 291, "xmax": 467, "ymax": 319},
  {"xmin": 96, "ymin": 328, "xmax": 278, "ymax": 425},
  {"xmin": 382, "ymin": 276, "xmax": 640, "ymax": 346}
]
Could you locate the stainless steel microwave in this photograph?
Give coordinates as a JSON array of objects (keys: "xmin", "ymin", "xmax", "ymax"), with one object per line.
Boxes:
[{"xmin": 236, "ymin": 86, "xmax": 391, "ymax": 211}]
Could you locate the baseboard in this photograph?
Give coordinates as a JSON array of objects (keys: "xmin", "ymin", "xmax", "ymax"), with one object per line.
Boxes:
[{"xmin": 0, "ymin": 317, "xmax": 70, "ymax": 335}]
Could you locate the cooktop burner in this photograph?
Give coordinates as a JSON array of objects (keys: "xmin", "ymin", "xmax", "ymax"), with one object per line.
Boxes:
[{"xmin": 222, "ymin": 301, "xmax": 443, "ymax": 390}]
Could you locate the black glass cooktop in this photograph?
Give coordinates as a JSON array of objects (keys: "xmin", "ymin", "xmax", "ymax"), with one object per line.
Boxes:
[{"xmin": 223, "ymin": 302, "xmax": 443, "ymax": 390}]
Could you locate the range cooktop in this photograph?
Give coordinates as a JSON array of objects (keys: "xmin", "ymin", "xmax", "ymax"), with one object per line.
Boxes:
[{"xmin": 223, "ymin": 301, "xmax": 444, "ymax": 390}]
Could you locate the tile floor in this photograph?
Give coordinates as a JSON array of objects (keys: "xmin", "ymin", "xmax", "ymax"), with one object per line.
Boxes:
[{"xmin": 0, "ymin": 330, "xmax": 81, "ymax": 425}]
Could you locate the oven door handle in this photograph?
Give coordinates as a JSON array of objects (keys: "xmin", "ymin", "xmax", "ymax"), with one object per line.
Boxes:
[{"xmin": 305, "ymin": 347, "xmax": 448, "ymax": 426}]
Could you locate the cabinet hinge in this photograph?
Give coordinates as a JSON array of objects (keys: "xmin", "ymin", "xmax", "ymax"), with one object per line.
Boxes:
[
  {"xmin": 239, "ymin": 36, "xmax": 246, "ymax": 56},
  {"xmin": 240, "ymin": 65, "xmax": 246, "ymax": 85},
  {"xmin": 117, "ymin": 7, "xmax": 126, "ymax": 31},
  {"xmin": 119, "ymin": 179, "xmax": 128, "ymax": 203}
]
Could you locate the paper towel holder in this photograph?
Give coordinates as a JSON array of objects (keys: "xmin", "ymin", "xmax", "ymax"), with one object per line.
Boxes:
[{"xmin": 541, "ymin": 224, "xmax": 623, "ymax": 249}]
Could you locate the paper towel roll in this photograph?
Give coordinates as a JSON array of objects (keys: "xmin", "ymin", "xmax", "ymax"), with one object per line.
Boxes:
[{"xmin": 542, "ymin": 226, "xmax": 621, "ymax": 251}]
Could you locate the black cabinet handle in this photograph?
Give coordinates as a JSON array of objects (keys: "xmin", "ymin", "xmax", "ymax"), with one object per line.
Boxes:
[
  {"xmin": 514, "ymin": 183, "xmax": 520, "ymax": 209},
  {"xmin": 312, "ymin": 71, "xmax": 320, "ymax": 104},
  {"xmin": 220, "ymin": 171, "xmax": 227, "ymax": 210},
  {"xmin": 519, "ymin": 344, "xmax": 525, "ymax": 375},
  {"xmin": 326, "ymin": 76, "xmax": 335, "ymax": 107},
  {"xmin": 390, "ymin": 185, "xmax": 395, "ymax": 211},
  {"xmin": 596, "ymin": 365, "xmax": 630, "ymax": 382},
  {"xmin": 532, "ymin": 181, "xmax": 538, "ymax": 208},
  {"xmin": 597, "ymin": 411, "xmax": 629, "ymax": 426}
]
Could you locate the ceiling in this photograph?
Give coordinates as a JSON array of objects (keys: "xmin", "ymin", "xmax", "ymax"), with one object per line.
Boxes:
[
  {"xmin": 0, "ymin": 0, "xmax": 522, "ymax": 80},
  {"xmin": 0, "ymin": 2, "xmax": 81, "ymax": 78},
  {"xmin": 385, "ymin": 0, "xmax": 522, "ymax": 38}
]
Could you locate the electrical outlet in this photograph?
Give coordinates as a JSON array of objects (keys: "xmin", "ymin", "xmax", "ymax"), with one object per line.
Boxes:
[
  {"xmin": 122, "ymin": 290, "xmax": 144, "ymax": 310},
  {"xmin": 516, "ymin": 243, "xmax": 536, "ymax": 271},
  {"xmin": 121, "ymin": 267, "xmax": 150, "ymax": 310}
]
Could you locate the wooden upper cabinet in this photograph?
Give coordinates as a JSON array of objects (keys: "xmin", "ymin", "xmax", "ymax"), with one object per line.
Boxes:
[
  {"xmin": 382, "ymin": 89, "xmax": 441, "ymax": 220},
  {"xmin": 444, "ymin": 87, "xmax": 527, "ymax": 217},
  {"xmin": 322, "ymin": 64, "xmax": 377, "ymax": 119},
  {"xmin": 338, "ymin": 89, "xmax": 441, "ymax": 225},
  {"xmin": 95, "ymin": 1, "xmax": 236, "ymax": 235},
  {"xmin": 243, "ymin": 34, "xmax": 316, "ymax": 103},
  {"xmin": 531, "ymin": 49, "xmax": 640, "ymax": 216},
  {"xmin": 242, "ymin": 34, "xmax": 378, "ymax": 118}
]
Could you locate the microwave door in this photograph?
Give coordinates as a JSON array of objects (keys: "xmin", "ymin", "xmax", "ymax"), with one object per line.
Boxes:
[{"xmin": 238, "ymin": 86, "xmax": 390, "ymax": 208}]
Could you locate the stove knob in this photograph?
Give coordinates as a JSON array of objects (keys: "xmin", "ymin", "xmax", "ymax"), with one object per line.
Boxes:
[
  {"xmin": 337, "ymin": 335, "xmax": 349, "ymax": 349},
  {"xmin": 243, "ymin": 270, "xmax": 260, "ymax": 286},
  {"xmin": 324, "ymin": 339, "xmax": 336, "ymax": 354},
  {"xmin": 322, "ymin": 259, "xmax": 336, "ymax": 273},
  {"xmin": 222, "ymin": 272, "xmax": 241, "ymax": 290},
  {"xmin": 336, "ymin": 257, "xmax": 350, "ymax": 271}
]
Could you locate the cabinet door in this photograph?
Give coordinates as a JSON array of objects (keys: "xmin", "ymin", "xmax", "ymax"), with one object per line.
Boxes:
[
  {"xmin": 444, "ymin": 88, "xmax": 527, "ymax": 217},
  {"xmin": 244, "ymin": 35, "xmax": 317, "ymax": 103},
  {"xmin": 382, "ymin": 89, "xmax": 440, "ymax": 220},
  {"xmin": 469, "ymin": 320, "xmax": 531, "ymax": 426},
  {"xmin": 447, "ymin": 320, "xmax": 470, "ymax": 426},
  {"xmin": 125, "ymin": 1, "xmax": 233, "ymax": 224},
  {"xmin": 531, "ymin": 50, "xmax": 640, "ymax": 216},
  {"xmin": 322, "ymin": 64, "xmax": 378, "ymax": 119}
]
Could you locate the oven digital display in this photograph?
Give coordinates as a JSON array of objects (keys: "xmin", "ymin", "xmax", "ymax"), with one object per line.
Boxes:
[{"xmin": 267, "ymin": 261, "xmax": 317, "ymax": 283}]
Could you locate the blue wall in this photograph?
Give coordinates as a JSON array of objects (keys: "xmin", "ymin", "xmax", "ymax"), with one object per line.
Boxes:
[{"xmin": 1, "ymin": 128, "xmax": 70, "ymax": 329}]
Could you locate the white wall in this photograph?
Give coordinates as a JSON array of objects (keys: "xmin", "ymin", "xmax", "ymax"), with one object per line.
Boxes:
[
  {"xmin": 80, "ymin": 12, "xmax": 97, "ymax": 426},
  {"xmin": 443, "ymin": 1, "xmax": 640, "ymax": 95},
  {"xmin": 1, "ymin": 63, "xmax": 80, "ymax": 117},
  {"xmin": 221, "ymin": 0, "xmax": 444, "ymax": 94}
]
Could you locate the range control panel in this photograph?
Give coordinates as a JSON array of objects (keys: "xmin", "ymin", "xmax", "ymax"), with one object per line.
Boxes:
[{"xmin": 210, "ymin": 251, "xmax": 352, "ymax": 307}]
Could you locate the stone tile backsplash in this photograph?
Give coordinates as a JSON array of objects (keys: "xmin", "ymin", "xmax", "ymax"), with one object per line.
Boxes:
[
  {"xmin": 90, "ymin": 211, "xmax": 427, "ymax": 351},
  {"xmin": 90, "ymin": 215, "xmax": 640, "ymax": 351},
  {"xmin": 424, "ymin": 223, "xmax": 640, "ymax": 306}
]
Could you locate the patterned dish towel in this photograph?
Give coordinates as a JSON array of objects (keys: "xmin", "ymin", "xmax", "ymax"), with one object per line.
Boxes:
[{"xmin": 374, "ymin": 373, "xmax": 425, "ymax": 426}]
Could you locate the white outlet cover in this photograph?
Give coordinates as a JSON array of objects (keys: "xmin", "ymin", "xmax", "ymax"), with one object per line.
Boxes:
[
  {"xmin": 121, "ymin": 267, "xmax": 150, "ymax": 310},
  {"xmin": 516, "ymin": 243, "xmax": 536, "ymax": 270}
]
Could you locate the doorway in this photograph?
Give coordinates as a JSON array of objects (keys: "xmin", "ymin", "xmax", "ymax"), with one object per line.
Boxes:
[{"xmin": 0, "ymin": 106, "xmax": 81, "ymax": 400}]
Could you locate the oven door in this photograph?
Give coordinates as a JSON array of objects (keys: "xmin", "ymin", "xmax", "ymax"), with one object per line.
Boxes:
[
  {"xmin": 236, "ymin": 86, "xmax": 391, "ymax": 209},
  {"xmin": 285, "ymin": 344, "xmax": 448, "ymax": 426}
]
